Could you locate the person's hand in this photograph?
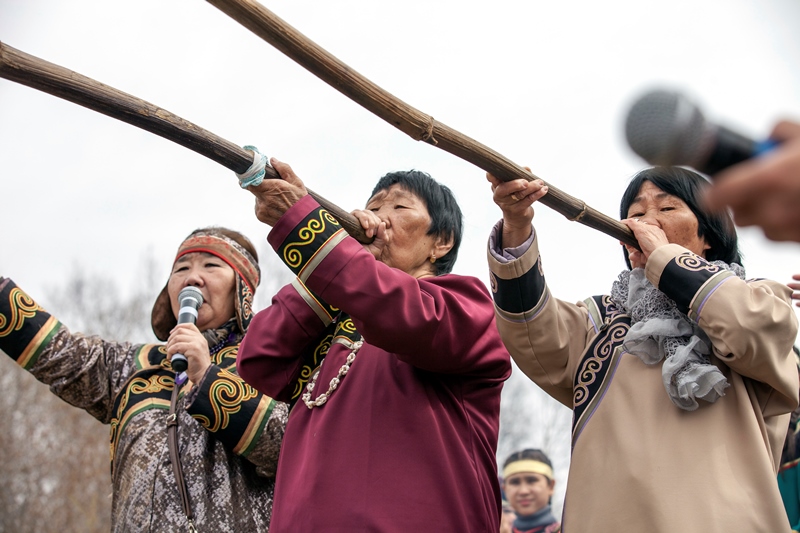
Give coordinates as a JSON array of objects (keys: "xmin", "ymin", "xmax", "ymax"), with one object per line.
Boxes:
[
  {"xmin": 247, "ymin": 157, "xmax": 308, "ymax": 226},
  {"xmin": 788, "ymin": 273, "xmax": 800, "ymax": 308},
  {"xmin": 350, "ymin": 208, "xmax": 388, "ymax": 260},
  {"xmin": 487, "ymin": 169, "xmax": 548, "ymax": 249},
  {"xmin": 166, "ymin": 323, "xmax": 212, "ymax": 386},
  {"xmin": 621, "ymin": 218, "xmax": 670, "ymax": 269},
  {"xmin": 706, "ymin": 120, "xmax": 800, "ymax": 242}
]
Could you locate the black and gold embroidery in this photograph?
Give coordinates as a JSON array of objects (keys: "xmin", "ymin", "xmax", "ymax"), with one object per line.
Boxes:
[
  {"xmin": 188, "ymin": 367, "xmax": 275, "ymax": 454},
  {"xmin": 292, "ymin": 333, "xmax": 333, "ymax": 401},
  {"xmin": 0, "ymin": 280, "xmax": 61, "ymax": 369},
  {"xmin": 109, "ymin": 363, "xmax": 177, "ymax": 473},
  {"xmin": 277, "ymin": 207, "xmax": 348, "ymax": 281},
  {"xmin": 193, "ymin": 371, "xmax": 258, "ymax": 432},
  {"xmin": 289, "ymin": 313, "xmax": 362, "ymax": 404}
]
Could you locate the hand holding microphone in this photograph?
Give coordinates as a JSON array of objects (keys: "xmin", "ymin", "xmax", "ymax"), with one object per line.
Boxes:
[
  {"xmin": 625, "ymin": 89, "xmax": 800, "ymax": 243},
  {"xmin": 708, "ymin": 121, "xmax": 800, "ymax": 242},
  {"xmin": 624, "ymin": 89, "xmax": 778, "ymax": 175},
  {"xmin": 167, "ymin": 286, "xmax": 213, "ymax": 384}
]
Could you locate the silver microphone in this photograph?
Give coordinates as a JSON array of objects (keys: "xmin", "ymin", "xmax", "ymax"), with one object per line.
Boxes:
[
  {"xmin": 171, "ymin": 286, "xmax": 204, "ymax": 373},
  {"xmin": 624, "ymin": 89, "xmax": 775, "ymax": 175}
]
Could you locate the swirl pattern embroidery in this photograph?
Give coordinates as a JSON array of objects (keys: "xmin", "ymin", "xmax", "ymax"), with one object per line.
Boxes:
[
  {"xmin": 293, "ymin": 334, "xmax": 332, "ymax": 399},
  {"xmin": 675, "ymin": 253, "xmax": 721, "ymax": 273},
  {"xmin": 109, "ymin": 373, "xmax": 174, "ymax": 464},
  {"xmin": 0, "ymin": 288, "xmax": 41, "ymax": 337},
  {"xmin": 600, "ymin": 295, "xmax": 624, "ymax": 323},
  {"xmin": 573, "ymin": 321, "xmax": 628, "ymax": 408},
  {"xmin": 195, "ymin": 375, "xmax": 258, "ymax": 432},
  {"xmin": 213, "ymin": 345, "xmax": 238, "ymax": 367},
  {"xmin": 129, "ymin": 374, "xmax": 174, "ymax": 395},
  {"xmin": 337, "ymin": 317, "xmax": 356, "ymax": 335},
  {"xmin": 241, "ymin": 283, "xmax": 254, "ymax": 321},
  {"xmin": 283, "ymin": 210, "xmax": 338, "ymax": 268}
]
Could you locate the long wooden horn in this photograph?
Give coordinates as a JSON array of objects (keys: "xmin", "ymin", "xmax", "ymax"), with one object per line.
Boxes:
[
  {"xmin": 0, "ymin": 41, "xmax": 370, "ymax": 244},
  {"xmin": 205, "ymin": 0, "xmax": 638, "ymax": 248}
]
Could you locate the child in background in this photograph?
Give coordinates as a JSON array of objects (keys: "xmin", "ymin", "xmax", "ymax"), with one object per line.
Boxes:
[{"xmin": 502, "ymin": 450, "xmax": 561, "ymax": 533}]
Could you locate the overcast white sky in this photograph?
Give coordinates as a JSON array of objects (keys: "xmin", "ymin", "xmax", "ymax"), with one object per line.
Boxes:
[
  {"xmin": 2, "ymin": 0, "xmax": 799, "ymax": 311},
  {"xmin": 2, "ymin": 0, "xmax": 799, "ymax": 515}
]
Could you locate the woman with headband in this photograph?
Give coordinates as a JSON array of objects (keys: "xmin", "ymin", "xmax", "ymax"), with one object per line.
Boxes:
[{"xmin": 0, "ymin": 227, "xmax": 287, "ymax": 532}]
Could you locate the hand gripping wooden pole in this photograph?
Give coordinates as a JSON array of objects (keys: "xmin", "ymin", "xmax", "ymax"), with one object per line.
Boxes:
[
  {"xmin": 0, "ymin": 41, "xmax": 371, "ymax": 243},
  {"xmin": 205, "ymin": 0, "xmax": 639, "ymax": 249}
]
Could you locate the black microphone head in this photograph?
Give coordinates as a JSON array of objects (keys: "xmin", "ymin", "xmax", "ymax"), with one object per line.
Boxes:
[
  {"xmin": 624, "ymin": 89, "xmax": 717, "ymax": 168},
  {"xmin": 178, "ymin": 286, "xmax": 204, "ymax": 310}
]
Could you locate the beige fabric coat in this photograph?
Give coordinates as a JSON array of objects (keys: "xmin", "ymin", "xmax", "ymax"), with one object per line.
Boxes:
[{"xmin": 488, "ymin": 230, "xmax": 799, "ymax": 533}]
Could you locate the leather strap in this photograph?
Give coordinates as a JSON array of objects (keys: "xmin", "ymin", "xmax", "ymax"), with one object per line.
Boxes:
[{"xmin": 168, "ymin": 376, "xmax": 197, "ymax": 532}]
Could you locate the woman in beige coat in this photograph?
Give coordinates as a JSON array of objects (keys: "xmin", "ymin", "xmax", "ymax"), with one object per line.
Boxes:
[{"xmin": 487, "ymin": 166, "xmax": 798, "ymax": 532}]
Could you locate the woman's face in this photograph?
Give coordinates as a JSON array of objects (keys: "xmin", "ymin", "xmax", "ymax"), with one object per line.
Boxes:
[
  {"xmin": 167, "ymin": 252, "xmax": 236, "ymax": 332},
  {"xmin": 365, "ymin": 185, "xmax": 442, "ymax": 278},
  {"xmin": 626, "ymin": 180, "xmax": 710, "ymax": 258},
  {"xmin": 503, "ymin": 472, "xmax": 555, "ymax": 517}
]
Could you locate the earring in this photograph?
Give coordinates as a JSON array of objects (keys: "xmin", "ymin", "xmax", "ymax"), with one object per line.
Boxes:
[{"xmin": 429, "ymin": 254, "xmax": 436, "ymax": 264}]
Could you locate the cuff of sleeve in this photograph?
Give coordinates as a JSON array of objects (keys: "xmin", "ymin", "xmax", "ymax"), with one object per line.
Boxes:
[
  {"xmin": 268, "ymin": 196, "xmax": 350, "ymax": 283},
  {"xmin": 186, "ymin": 365, "xmax": 277, "ymax": 457},
  {"xmin": 488, "ymin": 227, "xmax": 548, "ymax": 317},
  {"xmin": 488, "ymin": 220, "xmax": 536, "ymax": 263},
  {"xmin": 184, "ymin": 364, "xmax": 215, "ymax": 404},
  {"xmin": 644, "ymin": 243, "xmax": 686, "ymax": 288},
  {"xmin": 0, "ymin": 279, "xmax": 61, "ymax": 369},
  {"xmin": 646, "ymin": 244, "xmax": 734, "ymax": 318}
]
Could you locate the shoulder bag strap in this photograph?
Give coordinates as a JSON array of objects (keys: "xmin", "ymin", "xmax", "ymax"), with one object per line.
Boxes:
[{"xmin": 167, "ymin": 378, "xmax": 197, "ymax": 532}]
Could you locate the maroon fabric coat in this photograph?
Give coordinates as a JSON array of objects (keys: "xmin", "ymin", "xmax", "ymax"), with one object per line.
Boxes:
[{"xmin": 239, "ymin": 196, "xmax": 511, "ymax": 532}]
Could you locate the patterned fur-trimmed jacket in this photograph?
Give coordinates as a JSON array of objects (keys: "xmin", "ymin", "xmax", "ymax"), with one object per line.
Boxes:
[{"xmin": 0, "ymin": 277, "xmax": 287, "ymax": 532}]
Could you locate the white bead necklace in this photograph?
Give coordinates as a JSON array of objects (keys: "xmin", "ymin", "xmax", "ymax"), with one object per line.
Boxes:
[{"xmin": 302, "ymin": 338, "xmax": 364, "ymax": 409}]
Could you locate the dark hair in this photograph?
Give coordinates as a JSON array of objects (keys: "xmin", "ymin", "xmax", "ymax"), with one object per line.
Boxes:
[
  {"xmin": 619, "ymin": 167, "xmax": 741, "ymax": 269},
  {"xmin": 369, "ymin": 170, "xmax": 463, "ymax": 275},
  {"xmin": 503, "ymin": 448, "xmax": 554, "ymax": 470}
]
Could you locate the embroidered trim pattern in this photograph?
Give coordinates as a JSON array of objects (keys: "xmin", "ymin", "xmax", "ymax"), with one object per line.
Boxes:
[
  {"xmin": 283, "ymin": 209, "xmax": 339, "ymax": 268},
  {"xmin": 0, "ymin": 287, "xmax": 40, "ymax": 336},
  {"xmin": 675, "ymin": 253, "xmax": 722, "ymax": 273},
  {"xmin": 293, "ymin": 334, "xmax": 333, "ymax": 400},
  {"xmin": 193, "ymin": 373, "xmax": 259, "ymax": 432}
]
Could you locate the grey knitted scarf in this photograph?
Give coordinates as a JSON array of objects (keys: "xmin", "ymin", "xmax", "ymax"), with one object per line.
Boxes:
[{"xmin": 610, "ymin": 262, "xmax": 745, "ymax": 411}]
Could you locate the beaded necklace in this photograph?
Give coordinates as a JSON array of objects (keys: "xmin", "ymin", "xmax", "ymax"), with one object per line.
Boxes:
[{"xmin": 302, "ymin": 338, "xmax": 364, "ymax": 409}]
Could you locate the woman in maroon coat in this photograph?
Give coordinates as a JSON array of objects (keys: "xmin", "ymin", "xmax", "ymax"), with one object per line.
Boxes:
[{"xmin": 237, "ymin": 158, "xmax": 511, "ymax": 532}]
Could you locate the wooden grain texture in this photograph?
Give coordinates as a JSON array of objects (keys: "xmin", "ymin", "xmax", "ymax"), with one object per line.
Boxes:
[
  {"xmin": 0, "ymin": 41, "xmax": 370, "ymax": 243},
  {"xmin": 206, "ymin": 0, "xmax": 640, "ymax": 249}
]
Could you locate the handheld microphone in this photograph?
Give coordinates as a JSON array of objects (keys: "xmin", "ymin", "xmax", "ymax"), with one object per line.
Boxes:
[
  {"xmin": 171, "ymin": 286, "xmax": 204, "ymax": 374},
  {"xmin": 624, "ymin": 89, "xmax": 777, "ymax": 176}
]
